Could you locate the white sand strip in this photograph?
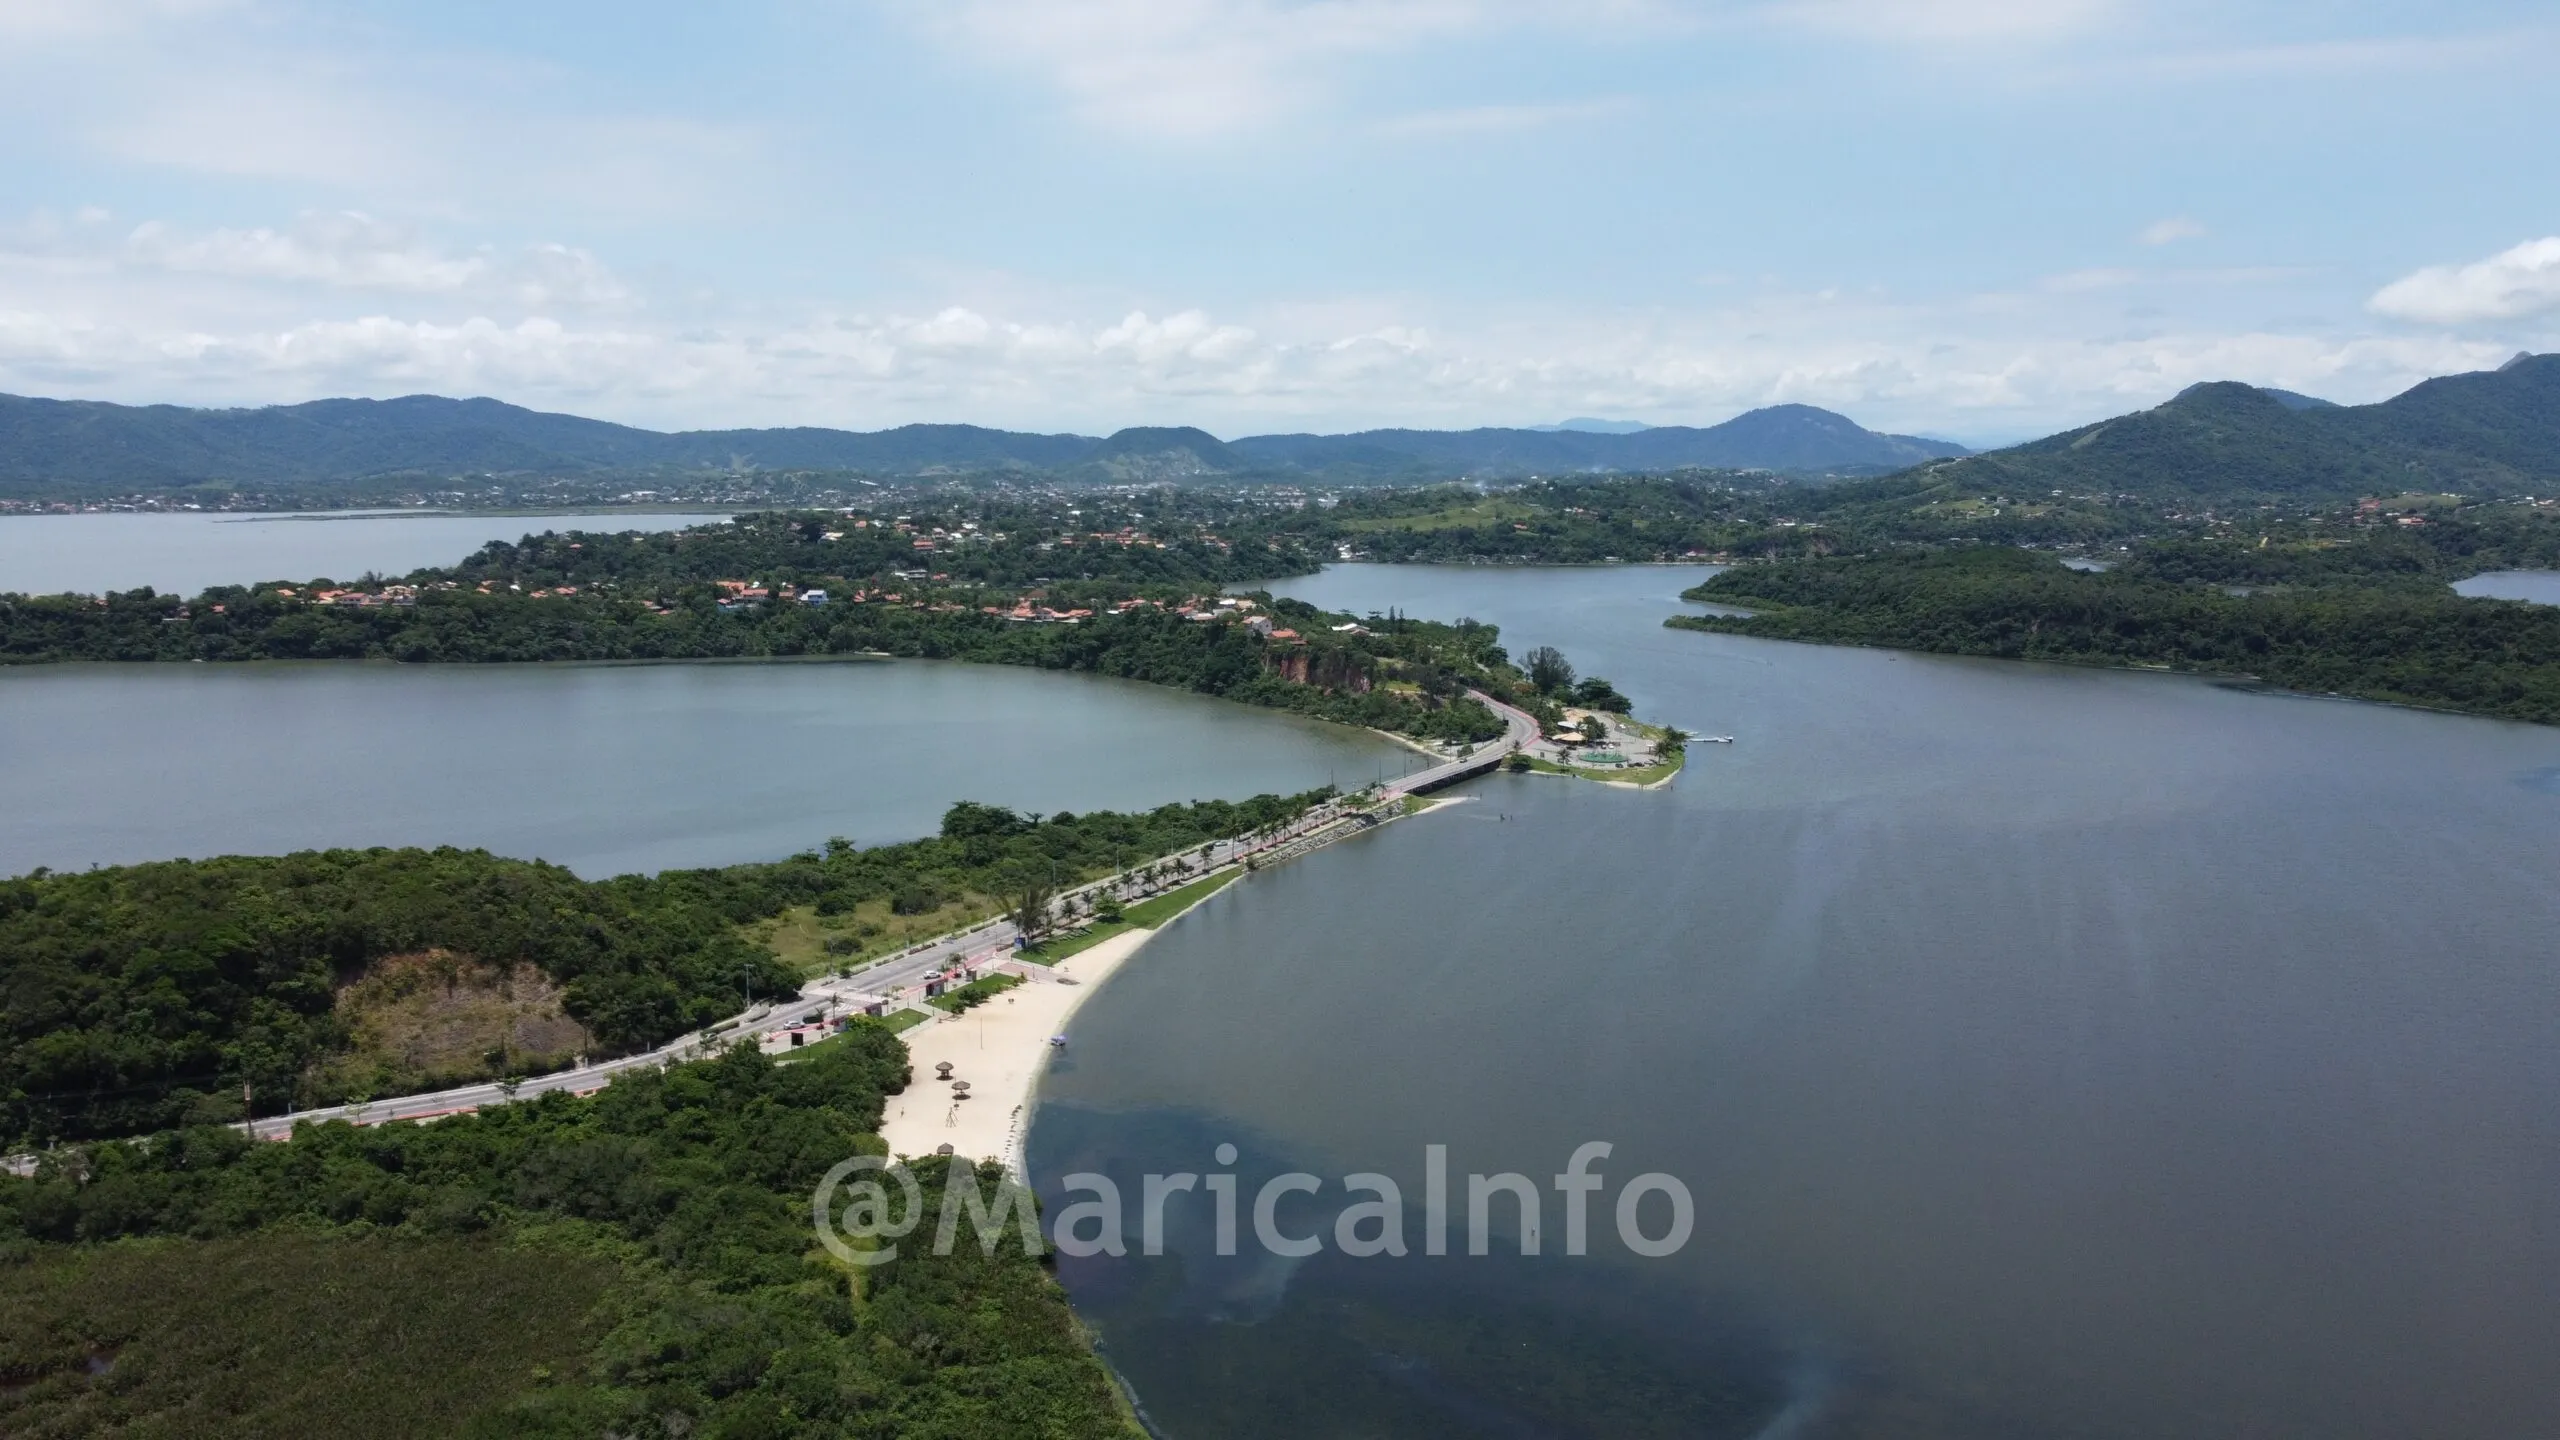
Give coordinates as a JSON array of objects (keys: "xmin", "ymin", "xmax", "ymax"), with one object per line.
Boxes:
[
  {"xmin": 878, "ymin": 926, "xmax": 1152, "ymax": 1173},
  {"xmin": 876, "ymin": 806, "xmax": 1463, "ymax": 1176}
]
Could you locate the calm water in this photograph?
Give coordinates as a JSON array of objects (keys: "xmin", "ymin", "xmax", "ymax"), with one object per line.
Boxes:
[
  {"xmin": 0, "ymin": 661, "xmax": 1413, "ymax": 879},
  {"xmin": 1033, "ymin": 565, "xmax": 2560, "ymax": 1439},
  {"xmin": 0, "ymin": 509, "xmax": 712, "ymax": 597},
  {"xmin": 2455, "ymin": 569, "xmax": 2560, "ymax": 605}
]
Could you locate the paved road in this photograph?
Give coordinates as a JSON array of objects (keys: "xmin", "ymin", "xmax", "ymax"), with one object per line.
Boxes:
[
  {"xmin": 1383, "ymin": 691, "xmax": 1541, "ymax": 796},
  {"xmin": 9, "ymin": 695, "xmax": 1548, "ymax": 1154},
  {"xmin": 238, "ymin": 785, "xmax": 1471, "ymax": 1135}
]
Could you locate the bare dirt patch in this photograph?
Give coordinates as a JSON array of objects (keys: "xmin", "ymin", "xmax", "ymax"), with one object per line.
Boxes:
[{"xmin": 305, "ymin": 950, "xmax": 592, "ymax": 1104}]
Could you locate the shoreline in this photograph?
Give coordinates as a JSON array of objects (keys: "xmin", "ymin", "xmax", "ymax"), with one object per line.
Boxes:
[
  {"xmin": 877, "ymin": 926, "xmax": 1146, "ymax": 1173},
  {"xmin": 877, "ymin": 877, "xmax": 1235, "ymax": 1174},
  {"xmin": 877, "ymin": 796, "xmax": 1463, "ymax": 1177},
  {"xmin": 1666, "ymin": 615, "xmax": 2560, "ymax": 730}
]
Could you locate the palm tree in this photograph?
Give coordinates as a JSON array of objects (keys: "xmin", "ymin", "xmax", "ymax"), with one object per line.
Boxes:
[{"xmin": 1013, "ymin": 874, "xmax": 1059, "ymax": 943}]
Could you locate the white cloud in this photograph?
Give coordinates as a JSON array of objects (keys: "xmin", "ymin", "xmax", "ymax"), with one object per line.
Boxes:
[
  {"xmin": 0, "ymin": 270, "xmax": 2520, "ymax": 443},
  {"xmin": 0, "ymin": 7, "xmax": 761, "ymax": 221},
  {"xmin": 1773, "ymin": 0, "xmax": 2115, "ymax": 43},
  {"xmin": 911, "ymin": 0, "xmax": 1498, "ymax": 136},
  {"xmin": 2135, "ymin": 29, "xmax": 2536, "ymax": 83},
  {"xmin": 1380, "ymin": 96, "xmax": 1634, "ymax": 136},
  {"xmin": 2369, "ymin": 238, "xmax": 2560, "ymax": 326},
  {"xmin": 904, "ymin": 0, "xmax": 2115, "ymax": 138},
  {"xmin": 2041, "ymin": 267, "xmax": 2141, "ymax": 293},
  {"xmin": 2137, "ymin": 216, "xmax": 2205, "ymax": 246},
  {"xmin": 0, "ymin": 0, "xmax": 236, "ymax": 41},
  {"xmin": 2, "ymin": 212, "xmax": 634, "ymax": 310},
  {"xmin": 124, "ymin": 215, "xmax": 489, "ymax": 293}
]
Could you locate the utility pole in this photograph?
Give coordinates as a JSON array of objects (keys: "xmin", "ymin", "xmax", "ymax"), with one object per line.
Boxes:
[{"xmin": 242, "ymin": 1080, "xmax": 254, "ymax": 1142}]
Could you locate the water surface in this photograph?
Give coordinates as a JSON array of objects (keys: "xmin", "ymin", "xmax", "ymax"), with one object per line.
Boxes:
[
  {"xmin": 0, "ymin": 509, "xmax": 710, "ymax": 597},
  {"xmin": 1035, "ymin": 564, "xmax": 2560, "ymax": 1439},
  {"xmin": 2454, "ymin": 569, "xmax": 2560, "ymax": 605},
  {"xmin": 0, "ymin": 661, "xmax": 1412, "ymax": 878}
]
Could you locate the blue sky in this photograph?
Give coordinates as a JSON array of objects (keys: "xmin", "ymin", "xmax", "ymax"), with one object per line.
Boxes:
[{"xmin": 1, "ymin": 0, "xmax": 2554, "ymax": 443}]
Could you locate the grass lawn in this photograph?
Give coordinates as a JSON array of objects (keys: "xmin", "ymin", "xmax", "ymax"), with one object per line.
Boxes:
[
  {"xmin": 1519, "ymin": 750, "xmax": 1687, "ymax": 786},
  {"xmin": 1016, "ymin": 919, "xmax": 1135, "ymax": 966},
  {"xmin": 1018, "ymin": 869, "xmax": 1244, "ymax": 965},
  {"xmin": 0, "ymin": 1231, "xmax": 626, "ymax": 1439},
  {"xmin": 1337, "ymin": 499, "xmax": 1541, "ymax": 534},
  {"xmin": 1593, "ymin": 752, "xmax": 1686, "ymax": 785},
  {"xmin": 1122, "ymin": 868, "xmax": 1242, "ymax": 926},
  {"xmin": 928, "ymin": 971, "xmax": 1027, "ymax": 1013},
  {"xmin": 749, "ymin": 892, "xmax": 1003, "ymax": 978},
  {"xmin": 775, "ymin": 1011, "xmax": 928, "ymax": 1064}
]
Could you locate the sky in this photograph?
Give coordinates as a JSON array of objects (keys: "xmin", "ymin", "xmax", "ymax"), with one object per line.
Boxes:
[{"xmin": 0, "ymin": 0, "xmax": 2555, "ymax": 445}]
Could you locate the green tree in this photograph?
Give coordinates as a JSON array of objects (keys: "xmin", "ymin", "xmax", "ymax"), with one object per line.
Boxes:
[
  {"xmin": 1524, "ymin": 644, "xmax": 1575, "ymax": 694},
  {"xmin": 1012, "ymin": 873, "xmax": 1059, "ymax": 941}
]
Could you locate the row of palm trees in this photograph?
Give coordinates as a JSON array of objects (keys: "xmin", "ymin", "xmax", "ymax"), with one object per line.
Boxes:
[{"xmin": 1009, "ymin": 793, "xmax": 1388, "ymax": 943}]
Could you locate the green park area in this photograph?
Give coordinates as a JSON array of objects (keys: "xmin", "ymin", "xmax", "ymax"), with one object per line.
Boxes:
[{"xmin": 1018, "ymin": 869, "xmax": 1243, "ymax": 966}]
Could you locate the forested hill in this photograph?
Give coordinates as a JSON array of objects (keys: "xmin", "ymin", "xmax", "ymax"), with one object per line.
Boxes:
[
  {"xmin": 0, "ymin": 391, "xmax": 1964, "ymax": 495},
  {"xmin": 0, "ymin": 794, "xmax": 1326, "ymax": 1143},
  {"xmin": 1675, "ymin": 545, "xmax": 2560, "ymax": 724},
  {"xmin": 0, "ymin": 394, "xmax": 1099, "ymax": 492},
  {"xmin": 1224, "ymin": 405, "xmax": 1969, "ymax": 477},
  {"xmin": 1929, "ymin": 352, "xmax": 2560, "ymax": 501}
]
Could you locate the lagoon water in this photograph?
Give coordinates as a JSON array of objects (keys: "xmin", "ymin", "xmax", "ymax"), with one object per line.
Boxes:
[
  {"xmin": 1032, "ymin": 565, "xmax": 2560, "ymax": 1439},
  {"xmin": 0, "ymin": 509, "xmax": 711, "ymax": 598},
  {"xmin": 2455, "ymin": 569, "xmax": 2560, "ymax": 605},
  {"xmin": 10, "ymin": 529, "xmax": 2560, "ymax": 1435},
  {"xmin": 0, "ymin": 661, "xmax": 1414, "ymax": 879}
]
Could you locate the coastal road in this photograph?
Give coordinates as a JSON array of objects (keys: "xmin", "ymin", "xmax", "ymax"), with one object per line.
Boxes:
[
  {"xmin": 0, "ymin": 696, "xmax": 1544, "ymax": 1171},
  {"xmin": 260, "ymin": 919, "xmax": 1032, "ymax": 1131},
  {"xmin": 228, "ymin": 791, "xmax": 1422, "ymax": 1136}
]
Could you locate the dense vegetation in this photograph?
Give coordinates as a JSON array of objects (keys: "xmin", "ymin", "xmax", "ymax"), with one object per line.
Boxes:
[
  {"xmin": 1325, "ymin": 472, "xmax": 2151, "ymax": 563},
  {"xmin": 0, "ymin": 390, "xmax": 1960, "ymax": 501},
  {"xmin": 430, "ymin": 500, "xmax": 1329, "ymax": 590},
  {"xmin": 0, "ymin": 1232, "xmax": 625, "ymax": 1437},
  {"xmin": 0, "ymin": 587, "xmax": 1510, "ymax": 742},
  {"xmin": 1677, "ymin": 547, "xmax": 2560, "ymax": 724},
  {"xmin": 0, "ymin": 1036, "xmax": 1137, "ymax": 1438},
  {"xmin": 0, "ymin": 504, "xmax": 1549, "ymax": 739},
  {"xmin": 2114, "ymin": 502, "xmax": 2560, "ymax": 588},
  {"xmin": 1, "ymin": 793, "xmax": 1327, "ymax": 1144},
  {"xmin": 1922, "ymin": 356, "xmax": 2560, "ymax": 503},
  {"xmin": 1315, "ymin": 357, "xmax": 2560, "ymax": 563}
]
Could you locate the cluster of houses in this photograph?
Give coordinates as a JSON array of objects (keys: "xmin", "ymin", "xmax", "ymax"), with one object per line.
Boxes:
[
  {"xmin": 266, "ymin": 582, "xmax": 439, "ymax": 607},
  {"xmin": 1051, "ymin": 527, "xmax": 1167, "ymax": 550},
  {"xmin": 712, "ymin": 579, "xmax": 842, "ymax": 612},
  {"xmin": 655, "ymin": 576, "xmax": 1348, "ymax": 648},
  {"xmin": 2354, "ymin": 496, "xmax": 2446, "ymax": 528},
  {"xmin": 815, "ymin": 517, "xmax": 1008, "ymax": 553},
  {"xmin": 983, "ymin": 600, "xmax": 1097, "ymax": 623}
]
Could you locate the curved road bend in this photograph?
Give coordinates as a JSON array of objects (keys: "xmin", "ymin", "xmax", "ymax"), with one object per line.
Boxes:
[{"xmin": 1384, "ymin": 691, "xmax": 1540, "ymax": 796}]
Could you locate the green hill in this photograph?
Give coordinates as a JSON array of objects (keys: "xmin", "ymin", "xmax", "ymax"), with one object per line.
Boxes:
[
  {"xmin": 0, "ymin": 393, "xmax": 1967, "ymax": 497},
  {"xmin": 1926, "ymin": 353, "xmax": 2560, "ymax": 502}
]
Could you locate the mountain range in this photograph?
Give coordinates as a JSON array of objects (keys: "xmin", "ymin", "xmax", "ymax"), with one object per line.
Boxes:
[
  {"xmin": 6, "ymin": 352, "xmax": 2552, "ymax": 502},
  {"xmin": 0, "ymin": 394, "xmax": 1967, "ymax": 496},
  {"xmin": 1927, "ymin": 352, "xmax": 2560, "ymax": 501}
]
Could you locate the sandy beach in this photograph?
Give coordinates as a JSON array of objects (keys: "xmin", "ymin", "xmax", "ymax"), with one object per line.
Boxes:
[
  {"xmin": 877, "ymin": 926, "xmax": 1153, "ymax": 1173},
  {"xmin": 875, "ymin": 799, "xmax": 1467, "ymax": 1176}
]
